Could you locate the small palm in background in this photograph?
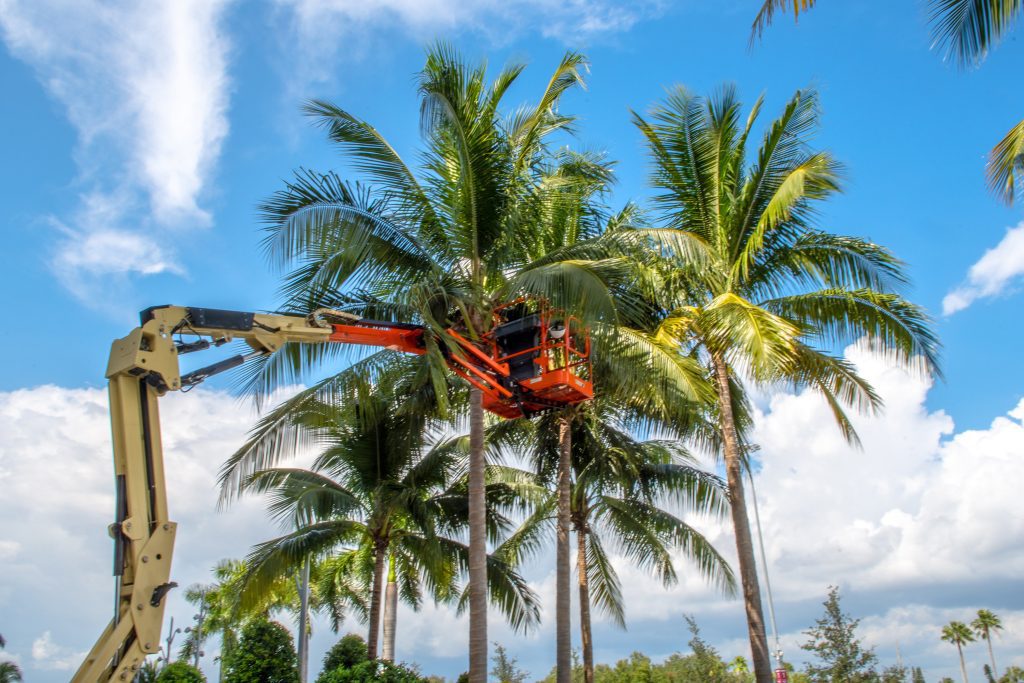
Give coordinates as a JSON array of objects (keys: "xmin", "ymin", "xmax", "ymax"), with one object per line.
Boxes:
[
  {"xmin": 972, "ymin": 609, "xmax": 1004, "ymax": 676},
  {"xmin": 942, "ymin": 621, "xmax": 976, "ymax": 683},
  {"xmin": 0, "ymin": 634, "xmax": 22, "ymax": 683}
]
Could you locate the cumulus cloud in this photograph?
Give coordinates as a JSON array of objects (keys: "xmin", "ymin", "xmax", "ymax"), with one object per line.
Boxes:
[
  {"xmin": 1, "ymin": 345, "xmax": 1023, "ymax": 681},
  {"xmin": 30, "ymin": 631, "xmax": 83, "ymax": 671},
  {"xmin": 0, "ymin": 0, "xmax": 232, "ymax": 300},
  {"xmin": 571, "ymin": 344, "xmax": 1024, "ymax": 679},
  {"xmin": 943, "ymin": 220, "xmax": 1024, "ymax": 314}
]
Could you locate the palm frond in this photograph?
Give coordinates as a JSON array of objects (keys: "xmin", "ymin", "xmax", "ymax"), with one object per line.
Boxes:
[
  {"xmin": 987, "ymin": 117, "xmax": 1024, "ymax": 204},
  {"xmin": 929, "ymin": 0, "xmax": 1024, "ymax": 65},
  {"xmin": 751, "ymin": 0, "xmax": 818, "ymax": 41}
]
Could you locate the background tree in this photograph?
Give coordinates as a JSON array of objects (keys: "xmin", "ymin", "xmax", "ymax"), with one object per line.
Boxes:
[
  {"xmin": 319, "ymin": 633, "xmax": 369, "ymax": 681},
  {"xmin": 883, "ymin": 664, "xmax": 910, "ymax": 683},
  {"xmin": 228, "ymin": 390, "xmax": 542, "ymax": 661},
  {"xmin": 0, "ymin": 661, "xmax": 21, "ymax": 683},
  {"xmin": 223, "ymin": 619, "xmax": 300, "ymax": 683},
  {"xmin": 941, "ymin": 621, "xmax": 975, "ymax": 683},
  {"xmin": 499, "ymin": 401, "xmax": 734, "ymax": 683},
  {"xmin": 632, "ymin": 84, "xmax": 938, "ymax": 683},
  {"xmin": 801, "ymin": 586, "xmax": 878, "ymax": 682},
  {"xmin": 0, "ymin": 635, "xmax": 21, "ymax": 683},
  {"xmin": 913, "ymin": 667, "xmax": 927, "ymax": 683},
  {"xmin": 972, "ymin": 609, "xmax": 1003, "ymax": 675},
  {"xmin": 1000, "ymin": 666, "xmax": 1024, "ymax": 683},
  {"xmin": 490, "ymin": 643, "xmax": 529, "ymax": 683},
  {"xmin": 155, "ymin": 662, "xmax": 206, "ymax": 683}
]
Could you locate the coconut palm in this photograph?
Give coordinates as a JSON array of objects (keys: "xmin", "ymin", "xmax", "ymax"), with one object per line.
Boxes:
[
  {"xmin": 629, "ymin": 85, "xmax": 940, "ymax": 682},
  {"xmin": 972, "ymin": 609, "xmax": 1003, "ymax": 676},
  {"xmin": 497, "ymin": 400, "xmax": 735, "ymax": 683},
  {"xmin": 751, "ymin": 1, "xmax": 1024, "ymax": 204},
  {"xmin": 231, "ymin": 391, "xmax": 542, "ymax": 661},
  {"xmin": 943, "ymin": 621, "xmax": 976, "ymax": 683},
  {"xmin": 223, "ymin": 43, "xmax": 630, "ymax": 682},
  {"xmin": 0, "ymin": 635, "xmax": 21, "ymax": 683}
]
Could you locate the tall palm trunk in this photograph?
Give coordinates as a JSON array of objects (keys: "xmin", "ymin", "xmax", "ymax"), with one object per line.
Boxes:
[
  {"xmin": 957, "ymin": 642, "xmax": 969, "ymax": 683},
  {"xmin": 296, "ymin": 556, "xmax": 311, "ymax": 682},
  {"xmin": 367, "ymin": 539, "xmax": 388, "ymax": 659},
  {"xmin": 556, "ymin": 414, "xmax": 573, "ymax": 683},
  {"xmin": 382, "ymin": 554, "xmax": 398, "ymax": 662},
  {"xmin": 985, "ymin": 636, "xmax": 996, "ymax": 675},
  {"xmin": 712, "ymin": 354, "xmax": 771, "ymax": 683},
  {"xmin": 576, "ymin": 517, "xmax": 594, "ymax": 683},
  {"xmin": 468, "ymin": 387, "xmax": 488, "ymax": 683}
]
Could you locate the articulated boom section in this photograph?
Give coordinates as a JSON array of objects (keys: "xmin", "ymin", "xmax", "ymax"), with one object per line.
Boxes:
[{"xmin": 77, "ymin": 303, "xmax": 591, "ymax": 682}]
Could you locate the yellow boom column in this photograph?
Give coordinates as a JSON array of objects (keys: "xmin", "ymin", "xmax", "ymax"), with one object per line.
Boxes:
[{"xmin": 73, "ymin": 306, "xmax": 332, "ymax": 682}]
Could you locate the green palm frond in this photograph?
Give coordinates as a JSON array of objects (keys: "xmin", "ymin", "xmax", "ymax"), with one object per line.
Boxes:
[
  {"xmin": 699, "ymin": 292, "xmax": 800, "ymax": 373},
  {"xmin": 584, "ymin": 533, "xmax": 626, "ymax": 628},
  {"xmin": 929, "ymin": 0, "xmax": 1024, "ymax": 65},
  {"xmin": 763, "ymin": 288, "xmax": 941, "ymax": 374},
  {"xmin": 987, "ymin": 118, "xmax": 1024, "ymax": 204},
  {"xmin": 751, "ymin": 0, "xmax": 818, "ymax": 41}
]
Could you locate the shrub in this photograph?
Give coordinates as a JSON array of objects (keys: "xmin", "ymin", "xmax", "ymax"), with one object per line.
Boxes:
[
  {"xmin": 318, "ymin": 660, "xmax": 424, "ymax": 683},
  {"xmin": 222, "ymin": 619, "xmax": 299, "ymax": 683},
  {"xmin": 156, "ymin": 662, "xmax": 205, "ymax": 683},
  {"xmin": 318, "ymin": 633, "xmax": 368, "ymax": 680}
]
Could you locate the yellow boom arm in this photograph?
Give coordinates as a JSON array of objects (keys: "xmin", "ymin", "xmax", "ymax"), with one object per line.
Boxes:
[{"xmin": 74, "ymin": 306, "xmax": 335, "ymax": 682}]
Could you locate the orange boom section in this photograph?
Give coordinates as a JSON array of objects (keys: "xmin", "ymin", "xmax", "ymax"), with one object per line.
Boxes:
[{"xmin": 324, "ymin": 302, "xmax": 592, "ymax": 418}]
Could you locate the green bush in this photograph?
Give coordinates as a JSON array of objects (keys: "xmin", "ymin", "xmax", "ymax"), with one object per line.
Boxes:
[
  {"xmin": 318, "ymin": 660, "xmax": 424, "ymax": 683},
  {"xmin": 222, "ymin": 619, "xmax": 299, "ymax": 683},
  {"xmin": 318, "ymin": 633, "xmax": 368, "ymax": 680},
  {"xmin": 155, "ymin": 662, "xmax": 205, "ymax": 683}
]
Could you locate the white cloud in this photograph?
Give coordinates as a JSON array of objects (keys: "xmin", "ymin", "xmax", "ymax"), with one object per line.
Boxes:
[
  {"xmin": 0, "ymin": 0, "xmax": 232, "ymax": 298},
  {"xmin": 273, "ymin": 0, "xmax": 662, "ymax": 96},
  {"xmin": 1, "ymin": 345, "xmax": 1023, "ymax": 681},
  {"xmin": 943, "ymin": 220, "xmax": 1024, "ymax": 314},
  {"xmin": 30, "ymin": 631, "xmax": 84, "ymax": 671}
]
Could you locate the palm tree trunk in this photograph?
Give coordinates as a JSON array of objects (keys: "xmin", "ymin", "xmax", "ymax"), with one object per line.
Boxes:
[
  {"xmin": 556, "ymin": 414, "xmax": 573, "ymax": 683},
  {"xmin": 367, "ymin": 540, "xmax": 387, "ymax": 660},
  {"xmin": 712, "ymin": 354, "xmax": 771, "ymax": 683},
  {"xmin": 986, "ymin": 636, "xmax": 996, "ymax": 676},
  {"xmin": 297, "ymin": 556, "xmax": 311, "ymax": 683},
  {"xmin": 468, "ymin": 387, "xmax": 488, "ymax": 683},
  {"xmin": 576, "ymin": 522, "xmax": 594, "ymax": 683},
  {"xmin": 958, "ymin": 643, "xmax": 969, "ymax": 683},
  {"xmin": 382, "ymin": 554, "xmax": 398, "ymax": 662}
]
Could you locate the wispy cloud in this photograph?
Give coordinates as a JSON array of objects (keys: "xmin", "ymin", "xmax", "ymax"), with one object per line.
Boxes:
[
  {"xmin": 0, "ymin": 0, "xmax": 232, "ymax": 302},
  {"xmin": 273, "ymin": 0, "xmax": 663, "ymax": 97},
  {"xmin": 943, "ymin": 220, "xmax": 1024, "ymax": 315}
]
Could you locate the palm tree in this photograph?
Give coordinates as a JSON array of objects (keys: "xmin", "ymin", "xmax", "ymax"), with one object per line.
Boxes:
[
  {"xmin": 230, "ymin": 392, "xmax": 542, "ymax": 661},
  {"xmin": 751, "ymin": 1, "xmax": 1024, "ymax": 204},
  {"xmin": 498, "ymin": 401, "xmax": 736, "ymax": 683},
  {"xmin": 0, "ymin": 635, "xmax": 21, "ymax": 683},
  {"xmin": 630, "ymin": 85, "xmax": 940, "ymax": 682},
  {"xmin": 943, "ymin": 621, "xmax": 976, "ymax": 683},
  {"xmin": 972, "ymin": 609, "xmax": 1003, "ymax": 676},
  {"xmin": 226, "ymin": 44, "xmax": 624, "ymax": 683}
]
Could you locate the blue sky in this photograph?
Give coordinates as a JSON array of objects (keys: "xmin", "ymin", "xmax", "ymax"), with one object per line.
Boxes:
[{"xmin": 2, "ymin": 1, "xmax": 1024, "ymax": 681}]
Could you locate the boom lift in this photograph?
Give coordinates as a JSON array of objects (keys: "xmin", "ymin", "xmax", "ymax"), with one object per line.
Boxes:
[{"xmin": 74, "ymin": 303, "xmax": 591, "ymax": 682}]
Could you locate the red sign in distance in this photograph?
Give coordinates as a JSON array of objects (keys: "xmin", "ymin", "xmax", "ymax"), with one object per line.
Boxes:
[{"xmin": 774, "ymin": 669, "xmax": 789, "ymax": 683}]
